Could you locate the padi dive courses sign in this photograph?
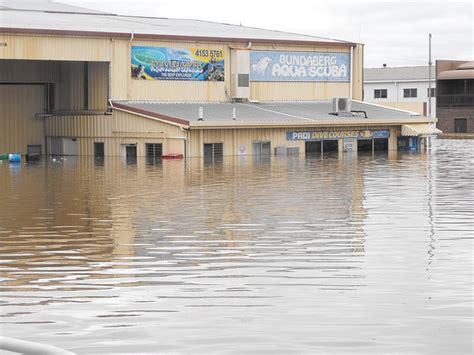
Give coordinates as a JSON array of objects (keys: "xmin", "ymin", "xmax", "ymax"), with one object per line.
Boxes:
[
  {"xmin": 287, "ymin": 130, "xmax": 390, "ymax": 141},
  {"xmin": 250, "ymin": 51, "xmax": 350, "ymax": 82},
  {"xmin": 131, "ymin": 46, "xmax": 225, "ymax": 81}
]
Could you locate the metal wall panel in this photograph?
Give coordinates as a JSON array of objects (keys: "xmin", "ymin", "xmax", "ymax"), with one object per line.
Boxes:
[
  {"xmin": 250, "ymin": 82, "xmax": 350, "ymax": 101},
  {"xmin": 0, "ymin": 85, "xmax": 45, "ymax": 154},
  {"xmin": 110, "ymin": 39, "xmax": 354, "ymax": 102},
  {"xmin": 45, "ymin": 109, "xmax": 186, "ymax": 156},
  {"xmin": 352, "ymin": 43, "xmax": 364, "ymax": 100},
  {"xmin": 0, "ymin": 34, "xmax": 111, "ymax": 62},
  {"xmin": 88, "ymin": 62, "xmax": 109, "ymax": 110},
  {"xmin": 188, "ymin": 125, "xmax": 398, "ymax": 157},
  {"xmin": 57, "ymin": 61, "xmax": 85, "ymax": 110}
]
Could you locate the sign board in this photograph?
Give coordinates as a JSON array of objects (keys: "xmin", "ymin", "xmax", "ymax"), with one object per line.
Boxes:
[
  {"xmin": 287, "ymin": 129, "xmax": 390, "ymax": 141},
  {"xmin": 131, "ymin": 46, "xmax": 225, "ymax": 81},
  {"xmin": 250, "ymin": 50, "xmax": 350, "ymax": 82}
]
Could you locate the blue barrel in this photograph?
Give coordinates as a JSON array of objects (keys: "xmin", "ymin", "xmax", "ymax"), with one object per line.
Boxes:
[{"xmin": 8, "ymin": 154, "xmax": 21, "ymax": 163}]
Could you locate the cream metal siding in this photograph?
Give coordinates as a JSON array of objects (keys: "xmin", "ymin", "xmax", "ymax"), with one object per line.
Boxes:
[
  {"xmin": 88, "ymin": 62, "xmax": 109, "ymax": 110},
  {"xmin": 250, "ymin": 82, "xmax": 350, "ymax": 101},
  {"xmin": 58, "ymin": 61, "xmax": 85, "ymax": 110},
  {"xmin": 45, "ymin": 110, "xmax": 186, "ymax": 156},
  {"xmin": 0, "ymin": 34, "xmax": 111, "ymax": 62},
  {"xmin": 0, "ymin": 85, "xmax": 45, "ymax": 154},
  {"xmin": 111, "ymin": 38, "xmax": 356, "ymax": 102},
  {"xmin": 352, "ymin": 43, "xmax": 364, "ymax": 100},
  {"xmin": 110, "ymin": 39, "xmax": 129, "ymax": 100},
  {"xmin": 188, "ymin": 125, "xmax": 398, "ymax": 157},
  {"xmin": 1, "ymin": 34, "xmax": 360, "ymax": 103}
]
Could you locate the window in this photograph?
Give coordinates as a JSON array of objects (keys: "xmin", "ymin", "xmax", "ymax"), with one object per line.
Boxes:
[
  {"xmin": 427, "ymin": 88, "xmax": 436, "ymax": 98},
  {"xmin": 204, "ymin": 143, "xmax": 223, "ymax": 161},
  {"xmin": 454, "ymin": 118, "xmax": 467, "ymax": 133},
  {"xmin": 374, "ymin": 89, "xmax": 387, "ymax": 99},
  {"xmin": 403, "ymin": 88, "xmax": 417, "ymax": 98},
  {"xmin": 146, "ymin": 143, "xmax": 162, "ymax": 158},
  {"xmin": 253, "ymin": 141, "xmax": 271, "ymax": 155}
]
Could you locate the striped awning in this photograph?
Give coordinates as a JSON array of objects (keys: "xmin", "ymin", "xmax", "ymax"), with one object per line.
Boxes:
[{"xmin": 401, "ymin": 124, "xmax": 442, "ymax": 136}]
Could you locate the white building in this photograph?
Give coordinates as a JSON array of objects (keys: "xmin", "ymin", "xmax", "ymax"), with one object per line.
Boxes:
[{"xmin": 364, "ymin": 66, "xmax": 436, "ymax": 117}]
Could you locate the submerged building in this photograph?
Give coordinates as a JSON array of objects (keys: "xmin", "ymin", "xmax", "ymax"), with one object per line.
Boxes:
[
  {"xmin": 436, "ymin": 60, "xmax": 474, "ymax": 135},
  {"xmin": 0, "ymin": 0, "xmax": 440, "ymax": 159}
]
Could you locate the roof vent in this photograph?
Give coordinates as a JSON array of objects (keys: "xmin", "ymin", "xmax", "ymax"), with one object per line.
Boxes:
[{"xmin": 198, "ymin": 106, "xmax": 204, "ymax": 121}]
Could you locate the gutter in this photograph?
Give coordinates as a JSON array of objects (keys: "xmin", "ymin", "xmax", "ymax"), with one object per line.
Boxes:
[
  {"xmin": 0, "ymin": 27, "xmax": 357, "ymax": 47},
  {"xmin": 188, "ymin": 117, "xmax": 438, "ymax": 129}
]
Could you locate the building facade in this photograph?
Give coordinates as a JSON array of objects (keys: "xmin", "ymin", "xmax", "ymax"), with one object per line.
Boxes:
[
  {"xmin": 364, "ymin": 66, "xmax": 436, "ymax": 117},
  {"xmin": 436, "ymin": 60, "xmax": 474, "ymax": 135},
  {"xmin": 0, "ymin": 1, "xmax": 439, "ymax": 159}
]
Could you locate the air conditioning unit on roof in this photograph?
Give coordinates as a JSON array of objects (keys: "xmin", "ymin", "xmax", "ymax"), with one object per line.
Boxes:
[{"xmin": 332, "ymin": 97, "xmax": 351, "ymax": 114}]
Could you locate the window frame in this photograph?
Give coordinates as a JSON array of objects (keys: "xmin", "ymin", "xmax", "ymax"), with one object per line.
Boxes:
[
  {"xmin": 403, "ymin": 88, "xmax": 418, "ymax": 98},
  {"xmin": 374, "ymin": 89, "xmax": 387, "ymax": 99}
]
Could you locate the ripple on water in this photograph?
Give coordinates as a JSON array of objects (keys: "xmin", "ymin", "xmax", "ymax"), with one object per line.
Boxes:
[{"xmin": 0, "ymin": 139, "xmax": 472, "ymax": 354}]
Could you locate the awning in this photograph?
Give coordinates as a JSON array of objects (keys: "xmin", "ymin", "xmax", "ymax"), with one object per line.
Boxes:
[{"xmin": 401, "ymin": 124, "xmax": 442, "ymax": 136}]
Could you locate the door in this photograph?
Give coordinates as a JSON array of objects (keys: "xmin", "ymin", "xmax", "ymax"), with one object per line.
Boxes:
[
  {"xmin": 94, "ymin": 142, "xmax": 104, "ymax": 158},
  {"xmin": 126, "ymin": 145, "xmax": 137, "ymax": 158},
  {"xmin": 454, "ymin": 118, "xmax": 467, "ymax": 133}
]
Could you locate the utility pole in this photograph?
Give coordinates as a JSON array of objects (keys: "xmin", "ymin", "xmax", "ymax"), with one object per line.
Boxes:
[{"xmin": 428, "ymin": 33, "xmax": 432, "ymax": 118}]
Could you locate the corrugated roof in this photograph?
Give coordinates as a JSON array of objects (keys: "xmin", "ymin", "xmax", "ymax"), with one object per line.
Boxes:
[
  {"xmin": 364, "ymin": 66, "xmax": 436, "ymax": 82},
  {"xmin": 112, "ymin": 100, "xmax": 424, "ymax": 126},
  {"xmin": 0, "ymin": 0, "xmax": 107, "ymax": 14},
  {"xmin": 0, "ymin": 0, "xmax": 352, "ymax": 45}
]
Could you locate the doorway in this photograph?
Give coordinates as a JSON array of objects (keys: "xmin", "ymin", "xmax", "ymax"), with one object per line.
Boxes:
[
  {"xmin": 322, "ymin": 140, "xmax": 338, "ymax": 153},
  {"xmin": 94, "ymin": 142, "xmax": 104, "ymax": 158},
  {"xmin": 305, "ymin": 141, "xmax": 321, "ymax": 154},
  {"xmin": 125, "ymin": 145, "xmax": 137, "ymax": 158},
  {"xmin": 454, "ymin": 118, "xmax": 467, "ymax": 133}
]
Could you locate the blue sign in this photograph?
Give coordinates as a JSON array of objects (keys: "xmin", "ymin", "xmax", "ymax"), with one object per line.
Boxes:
[
  {"xmin": 287, "ymin": 130, "xmax": 390, "ymax": 141},
  {"xmin": 131, "ymin": 46, "xmax": 225, "ymax": 81},
  {"xmin": 250, "ymin": 50, "xmax": 350, "ymax": 82}
]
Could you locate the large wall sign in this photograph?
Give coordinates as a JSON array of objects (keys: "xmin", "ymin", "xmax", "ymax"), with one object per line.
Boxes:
[
  {"xmin": 287, "ymin": 129, "xmax": 390, "ymax": 141},
  {"xmin": 250, "ymin": 51, "xmax": 350, "ymax": 82},
  {"xmin": 131, "ymin": 46, "xmax": 225, "ymax": 81}
]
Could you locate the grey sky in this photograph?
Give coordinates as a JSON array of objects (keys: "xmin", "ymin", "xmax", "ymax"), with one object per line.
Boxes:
[{"xmin": 64, "ymin": 0, "xmax": 473, "ymax": 68}]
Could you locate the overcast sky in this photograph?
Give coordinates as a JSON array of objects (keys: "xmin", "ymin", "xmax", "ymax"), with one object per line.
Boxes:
[{"xmin": 64, "ymin": 0, "xmax": 473, "ymax": 68}]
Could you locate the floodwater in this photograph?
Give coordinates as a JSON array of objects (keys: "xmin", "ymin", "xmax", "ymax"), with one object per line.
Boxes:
[{"xmin": 0, "ymin": 139, "xmax": 472, "ymax": 354}]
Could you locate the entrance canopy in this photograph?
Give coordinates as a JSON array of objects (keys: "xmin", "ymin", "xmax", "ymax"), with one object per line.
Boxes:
[{"xmin": 401, "ymin": 124, "xmax": 442, "ymax": 136}]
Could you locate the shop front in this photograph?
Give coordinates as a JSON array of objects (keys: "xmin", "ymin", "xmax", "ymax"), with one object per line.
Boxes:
[{"xmin": 287, "ymin": 128, "xmax": 391, "ymax": 154}]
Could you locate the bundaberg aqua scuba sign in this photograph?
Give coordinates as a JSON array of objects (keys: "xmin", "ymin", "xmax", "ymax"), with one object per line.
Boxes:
[
  {"xmin": 250, "ymin": 50, "xmax": 350, "ymax": 82},
  {"xmin": 131, "ymin": 46, "xmax": 225, "ymax": 81}
]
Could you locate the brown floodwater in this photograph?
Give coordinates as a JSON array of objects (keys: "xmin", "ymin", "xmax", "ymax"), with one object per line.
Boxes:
[{"xmin": 0, "ymin": 139, "xmax": 473, "ymax": 354}]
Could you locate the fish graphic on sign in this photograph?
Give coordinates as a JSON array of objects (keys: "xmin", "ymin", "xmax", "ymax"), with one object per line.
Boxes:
[{"xmin": 251, "ymin": 57, "xmax": 272, "ymax": 75}]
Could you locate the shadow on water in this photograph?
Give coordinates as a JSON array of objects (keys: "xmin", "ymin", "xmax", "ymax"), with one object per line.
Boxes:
[{"xmin": 0, "ymin": 139, "xmax": 473, "ymax": 354}]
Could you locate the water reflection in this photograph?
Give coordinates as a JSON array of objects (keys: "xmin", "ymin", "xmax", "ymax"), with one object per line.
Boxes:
[{"xmin": 0, "ymin": 140, "xmax": 472, "ymax": 354}]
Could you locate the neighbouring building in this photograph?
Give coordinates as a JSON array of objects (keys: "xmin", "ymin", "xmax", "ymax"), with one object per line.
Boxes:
[
  {"xmin": 364, "ymin": 65, "xmax": 436, "ymax": 117},
  {"xmin": 0, "ymin": 0, "xmax": 441, "ymax": 160},
  {"xmin": 436, "ymin": 60, "xmax": 474, "ymax": 135}
]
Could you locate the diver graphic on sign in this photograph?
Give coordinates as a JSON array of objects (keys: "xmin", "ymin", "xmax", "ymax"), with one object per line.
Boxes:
[{"xmin": 251, "ymin": 57, "xmax": 272, "ymax": 75}]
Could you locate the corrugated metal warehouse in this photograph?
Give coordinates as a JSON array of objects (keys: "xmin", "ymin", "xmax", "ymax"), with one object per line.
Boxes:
[{"xmin": 0, "ymin": 0, "xmax": 440, "ymax": 159}]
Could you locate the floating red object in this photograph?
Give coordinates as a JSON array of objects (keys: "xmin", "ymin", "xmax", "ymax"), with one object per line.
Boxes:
[{"xmin": 161, "ymin": 154, "xmax": 183, "ymax": 160}]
